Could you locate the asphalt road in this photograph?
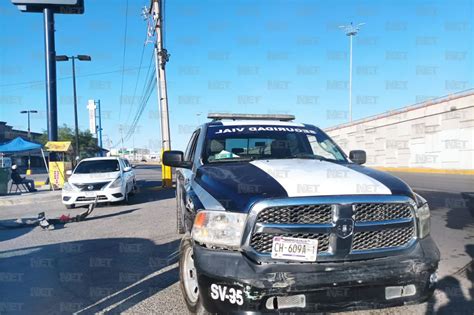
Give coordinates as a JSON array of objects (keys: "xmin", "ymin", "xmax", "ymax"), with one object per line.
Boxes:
[{"xmin": 0, "ymin": 166, "xmax": 472, "ymax": 314}]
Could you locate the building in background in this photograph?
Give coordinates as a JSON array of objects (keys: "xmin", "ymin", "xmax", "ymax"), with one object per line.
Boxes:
[
  {"xmin": 108, "ymin": 147, "xmax": 160, "ymax": 163},
  {"xmin": 0, "ymin": 121, "xmax": 42, "ymax": 143},
  {"xmin": 326, "ymin": 90, "xmax": 474, "ymax": 173}
]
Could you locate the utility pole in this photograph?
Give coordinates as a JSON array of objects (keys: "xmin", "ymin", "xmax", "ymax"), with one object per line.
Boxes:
[
  {"xmin": 339, "ymin": 22, "xmax": 364, "ymax": 122},
  {"xmin": 119, "ymin": 126, "xmax": 125, "ymax": 158},
  {"xmin": 149, "ymin": 0, "xmax": 172, "ymax": 187}
]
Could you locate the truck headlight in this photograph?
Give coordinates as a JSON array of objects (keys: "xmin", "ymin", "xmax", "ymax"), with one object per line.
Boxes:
[
  {"xmin": 414, "ymin": 194, "xmax": 430, "ymax": 238},
  {"xmin": 192, "ymin": 210, "xmax": 247, "ymax": 250}
]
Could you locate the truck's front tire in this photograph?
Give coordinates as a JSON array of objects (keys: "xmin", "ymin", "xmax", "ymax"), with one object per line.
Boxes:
[
  {"xmin": 179, "ymin": 236, "xmax": 208, "ymax": 314},
  {"xmin": 177, "ymin": 209, "xmax": 185, "ymax": 234}
]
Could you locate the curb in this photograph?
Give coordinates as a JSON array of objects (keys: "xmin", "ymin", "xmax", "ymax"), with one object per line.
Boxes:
[
  {"xmin": 375, "ymin": 166, "xmax": 474, "ymax": 176},
  {"xmin": 0, "ymin": 191, "xmax": 61, "ymax": 206}
]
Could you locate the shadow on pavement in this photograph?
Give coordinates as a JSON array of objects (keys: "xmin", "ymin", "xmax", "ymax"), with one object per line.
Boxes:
[
  {"xmin": 86, "ymin": 208, "xmax": 140, "ymax": 221},
  {"xmin": 0, "ymin": 238, "xmax": 180, "ymax": 314},
  {"xmin": 0, "ymin": 223, "xmax": 33, "ymax": 242},
  {"xmin": 414, "ymin": 190, "xmax": 474, "ymax": 230},
  {"xmin": 129, "ymin": 180, "xmax": 176, "ymax": 206},
  {"xmin": 425, "ymin": 244, "xmax": 474, "ymax": 314},
  {"xmin": 0, "ymin": 208, "xmax": 141, "ymax": 242}
]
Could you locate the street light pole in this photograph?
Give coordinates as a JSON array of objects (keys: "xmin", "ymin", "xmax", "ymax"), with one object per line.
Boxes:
[
  {"xmin": 339, "ymin": 22, "xmax": 364, "ymax": 122},
  {"xmin": 56, "ymin": 54, "xmax": 91, "ymax": 159},
  {"xmin": 71, "ymin": 56, "xmax": 80, "ymax": 159},
  {"xmin": 20, "ymin": 110, "xmax": 38, "ymax": 174},
  {"xmin": 349, "ymin": 34, "xmax": 353, "ymax": 122}
]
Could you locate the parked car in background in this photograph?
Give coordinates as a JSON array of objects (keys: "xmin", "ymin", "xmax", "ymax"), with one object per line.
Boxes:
[{"xmin": 62, "ymin": 157, "xmax": 136, "ymax": 208}]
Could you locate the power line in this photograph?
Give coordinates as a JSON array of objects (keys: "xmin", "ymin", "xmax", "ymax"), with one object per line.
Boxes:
[
  {"xmin": 124, "ymin": 34, "xmax": 148, "ymax": 126},
  {"xmin": 111, "ymin": 60, "xmax": 155, "ymax": 149},
  {"xmin": 118, "ymin": 0, "xmax": 130, "ymax": 122},
  {"xmin": 0, "ymin": 66, "xmax": 149, "ymax": 89},
  {"xmin": 122, "ymin": 69, "xmax": 156, "ymax": 142},
  {"xmin": 125, "ymin": 71, "xmax": 156, "ymax": 140}
]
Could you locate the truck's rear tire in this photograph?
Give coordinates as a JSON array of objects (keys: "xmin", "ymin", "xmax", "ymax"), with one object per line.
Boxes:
[{"xmin": 179, "ymin": 236, "xmax": 208, "ymax": 315}]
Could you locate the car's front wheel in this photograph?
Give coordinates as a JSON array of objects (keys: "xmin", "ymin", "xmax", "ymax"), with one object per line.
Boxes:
[
  {"xmin": 122, "ymin": 190, "xmax": 130, "ymax": 204},
  {"xmin": 179, "ymin": 236, "xmax": 208, "ymax": 314}
]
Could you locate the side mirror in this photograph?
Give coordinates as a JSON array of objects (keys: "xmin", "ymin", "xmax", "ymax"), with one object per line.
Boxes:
[
  {"xmin": 66, "ymin": 170, "xmax": 73, "ymax": 176},
  {"xmin": 163, "ymin": 151, "xmax": 192, "ymax": 168},
  {"xmin": 349, "ymin": 150, "xmax": 366, "ymax": 165},
  {"xmin": 123, "ymin": 166, "xmax": 132, "ymax": 172}
]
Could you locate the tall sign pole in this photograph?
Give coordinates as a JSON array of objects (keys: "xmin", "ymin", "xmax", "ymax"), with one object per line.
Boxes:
[
  {"xmin": 43, "ymin": 7, "xmax": 58, "ymax": 141},
  {"xmin": 150, "ymin": 0, "xmax": 172, "ymax": 187},
  {"xmin": 12, "ymin": 0, "xmax": 85, "ymax": 142}
]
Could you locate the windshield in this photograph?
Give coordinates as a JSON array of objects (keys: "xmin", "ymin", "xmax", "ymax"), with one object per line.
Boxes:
[
  {"xmin": 203, "ymin": 125, "xmax": 347, "ymax": 163},
  {"xmin": 74, "ymin": 160, "xmax": 120, "ymax": 174}
]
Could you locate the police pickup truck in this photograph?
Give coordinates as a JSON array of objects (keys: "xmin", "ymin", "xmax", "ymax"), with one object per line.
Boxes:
[{"xmin": 163, "ymin": 113, "xmax": 440, "ymax": 314}]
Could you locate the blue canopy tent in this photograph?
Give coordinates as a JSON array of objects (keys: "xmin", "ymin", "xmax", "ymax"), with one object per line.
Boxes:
[
  {"xmin": 0, "ymin": 137, "xmax": 42, "ymax": 153},
  {"xmin": 0, "ymin": 138, "xmax": 50, "ymax": 188}
]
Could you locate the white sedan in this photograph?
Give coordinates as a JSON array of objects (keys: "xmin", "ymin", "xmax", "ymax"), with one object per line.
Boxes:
[{"xmin": 62, "ymin": 157, "xmax": 136, "ymax": 208}]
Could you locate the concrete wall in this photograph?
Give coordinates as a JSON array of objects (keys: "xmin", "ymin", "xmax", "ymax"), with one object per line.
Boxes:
[{"xmin": 325, "ymin": 91, "xmax": 474, "ymax": 171}]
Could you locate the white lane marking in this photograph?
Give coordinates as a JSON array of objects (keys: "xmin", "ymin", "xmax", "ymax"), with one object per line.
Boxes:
[{"xmin": 250, "ymin": 159, "xmax": 392, "ymax": 197}]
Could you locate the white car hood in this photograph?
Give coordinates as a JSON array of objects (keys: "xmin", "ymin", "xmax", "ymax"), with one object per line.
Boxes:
[{"xmin": 68, "ymin": 171, "xmax": 120, "ymax": 184}]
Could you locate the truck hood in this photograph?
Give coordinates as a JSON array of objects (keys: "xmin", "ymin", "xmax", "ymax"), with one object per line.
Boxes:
[{"xmin": 194, "ymin": 159, "xmax": 414, "ymax": 212}]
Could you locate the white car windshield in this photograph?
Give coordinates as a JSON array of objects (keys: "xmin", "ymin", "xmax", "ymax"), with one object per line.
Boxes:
[{"xmin": 74, "ymin": 160, "xmax": 120, "ymax": 174}]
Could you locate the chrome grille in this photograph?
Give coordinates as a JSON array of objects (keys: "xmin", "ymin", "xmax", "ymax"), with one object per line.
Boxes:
[
  {"xmin": 256, "ymin": 204, "xmax": 333, "ymax": 224},
  {"xmin": 245, "ymin": 196, "xmax": 417, "ymax": 261},
  {"xmin": 354, "ymin": 203, "xmax": 413, "ymax": 222},
  {"xmin": 351, "ymin": 226, "xmax": 415, "ymax": 251},
  {"xmin": 250, "ymin": 233, "xmax": 330, "ymax": 253}
]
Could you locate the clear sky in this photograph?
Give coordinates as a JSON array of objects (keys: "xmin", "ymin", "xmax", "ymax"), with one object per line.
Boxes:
[{"xmin": 0, "ymin": 0, "xmax": 472, "ymax": 151}]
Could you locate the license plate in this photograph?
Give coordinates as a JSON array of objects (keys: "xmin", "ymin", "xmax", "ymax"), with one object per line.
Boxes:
[
  {"xmin": 271, "ymin": 236, "xmax": 318, "ymax": 262},
  {"xmin": 84, "ymin": 191, "xmax": 96, "ymax": 198}
]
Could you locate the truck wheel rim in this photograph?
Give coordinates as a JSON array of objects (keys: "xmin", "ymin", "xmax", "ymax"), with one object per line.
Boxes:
[{"xmin": 183, "ymin": 247, "xmax": 199, "ymax": 303}]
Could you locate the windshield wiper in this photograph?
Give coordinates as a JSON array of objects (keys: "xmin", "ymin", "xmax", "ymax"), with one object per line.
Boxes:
[{"xmin": 287, "ymin": 153, "xmax": 333, "ymax": 161}]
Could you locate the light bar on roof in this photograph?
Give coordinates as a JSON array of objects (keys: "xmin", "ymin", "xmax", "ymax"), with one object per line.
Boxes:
[{"xmin": 208, "ymin": 113, "xmax": 295, "ymax": 121}]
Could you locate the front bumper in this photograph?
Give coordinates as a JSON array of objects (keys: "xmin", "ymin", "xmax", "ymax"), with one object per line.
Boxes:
[
  {"xmin": 62, "ymin": 187, "xmax": 124, "ymax": 205},
  {"xmin": 193, "ymin": 237, "xmax": 440, "ymax": 314}
]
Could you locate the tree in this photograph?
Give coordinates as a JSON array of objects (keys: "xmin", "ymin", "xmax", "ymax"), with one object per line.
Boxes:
[{"xmin": 39, "ymin": 124, "xmax": 101, "ymax": 158}]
